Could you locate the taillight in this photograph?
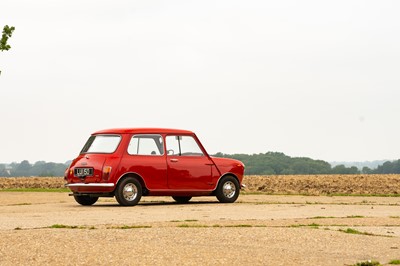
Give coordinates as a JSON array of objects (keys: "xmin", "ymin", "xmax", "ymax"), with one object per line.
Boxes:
[
  {"xmin": 64, "ymin": 168, "xmax": 69, "ymax": 180},
  {"xmin": 102, "ymin": 166, "xmax": 112, "ymax": 180}
]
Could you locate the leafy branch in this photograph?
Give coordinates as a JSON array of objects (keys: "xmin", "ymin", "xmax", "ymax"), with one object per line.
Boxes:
[
  {"xmin": 0, "ymin": 25, "xmax": 16, "ymax": 75},
  {"xmin": 0, "ymin": 25, "xmax": 15, "ymax": 51}
]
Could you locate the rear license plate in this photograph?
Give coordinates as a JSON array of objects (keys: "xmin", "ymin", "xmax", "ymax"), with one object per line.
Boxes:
[{"xmin": 74, "ymin": 168, "xmax": 93, "ymax": 177}]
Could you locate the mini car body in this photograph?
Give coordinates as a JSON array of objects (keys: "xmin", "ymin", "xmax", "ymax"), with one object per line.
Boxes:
[{"xmin": 65, "ymin": 128, "xmax": 245, "ymax": 206}]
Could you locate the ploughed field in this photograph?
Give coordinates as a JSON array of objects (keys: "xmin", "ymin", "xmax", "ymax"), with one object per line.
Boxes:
[
  {"xmin": 1, "ymin": 174, "xmax": 400, "ymax": 195},
  {"xmin": 0, "ymin": 175, "xmax": 399, "ymax": 265}
]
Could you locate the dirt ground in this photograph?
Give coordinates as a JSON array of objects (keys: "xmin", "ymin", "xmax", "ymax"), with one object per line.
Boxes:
[
  {"xmin": 1, "ymin": 174, "xmax": 400, "ymax": 195},
  {"xmin": 0, "ymin": 192, "xmax": 399, "ymax": 265}
]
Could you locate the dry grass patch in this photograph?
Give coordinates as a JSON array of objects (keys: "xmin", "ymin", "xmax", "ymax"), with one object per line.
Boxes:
[
  {"xmin": 243, "ymin": 174, "xmax": 400, "ymax": 195},
  {"xmin": 1, "ymin": 175, "xmax": 400, "ymax": 196}
]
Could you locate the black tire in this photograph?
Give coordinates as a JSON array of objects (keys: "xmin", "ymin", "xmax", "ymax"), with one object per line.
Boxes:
[
  {"xmin": 73, "ymin": 195, "xmax": 98, "ymax": 206},
  {"xmin": 172, "ymin": 196, "xmax": 192, "ymax": 203},
  {"xmin": 215, "ymin": 176, "xmax": 240, "ymax": 203},
  {"xmin": 115, "ymin": 177, "xmax": 142, "ymax": 206}
]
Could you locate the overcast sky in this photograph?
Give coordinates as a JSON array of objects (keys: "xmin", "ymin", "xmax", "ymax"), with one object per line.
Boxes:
[{"xmin": 1, "ymin": 0, "xmax": 400, "ymax": 163}]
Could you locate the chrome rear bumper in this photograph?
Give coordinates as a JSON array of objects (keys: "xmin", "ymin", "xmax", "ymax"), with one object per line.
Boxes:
[{"xmin": 65, "ymin": 183, "xmax": 115, "ymax": 188}]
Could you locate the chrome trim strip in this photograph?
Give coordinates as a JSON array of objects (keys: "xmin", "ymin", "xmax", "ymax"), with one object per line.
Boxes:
[
  {"xmin": 65, "ymin": 183, "xmax": 115, "ymax": 188},
  {"xmin": 241, "ymin": 184, "xmax": 246, "ymax": 189}
]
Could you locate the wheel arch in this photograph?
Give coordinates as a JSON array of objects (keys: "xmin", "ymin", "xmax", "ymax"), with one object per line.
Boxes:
[
  {"xmin": 213, "ymin": 172, "xmax": 240, "ymax": 191},
  {"xmin": 115, "ymin": 172, "xmax": 149, "ymax": 195}
]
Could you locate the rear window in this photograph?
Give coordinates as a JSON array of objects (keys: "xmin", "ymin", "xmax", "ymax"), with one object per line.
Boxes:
[{"xmin": 80, "ymin": 135, "xmax": 121, "ymax": 154}]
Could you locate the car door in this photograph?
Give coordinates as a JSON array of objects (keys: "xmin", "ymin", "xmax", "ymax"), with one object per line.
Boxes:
[
  {"xmin": 166, "ymin": 135, "xmax": 214, "ymax": 190},
  {"xmin": 120, "ymin": 134, "xmax": 168, "ymax": 189}
]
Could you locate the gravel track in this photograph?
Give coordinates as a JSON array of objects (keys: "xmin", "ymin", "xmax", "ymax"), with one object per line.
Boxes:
[{"xmin": 0, "ymin": 193, "xmax": 399, "ymax": 265}]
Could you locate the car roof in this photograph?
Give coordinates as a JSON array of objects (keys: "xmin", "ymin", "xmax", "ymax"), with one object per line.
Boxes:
[{"xmin": 92, "ymin": 128, "xmax": 194, "ymax": 135}]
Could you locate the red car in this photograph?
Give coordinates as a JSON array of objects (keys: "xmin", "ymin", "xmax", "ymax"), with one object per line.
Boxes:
[{"xmin": 65, "ymin": 128, "xmax": 245, "ymax": 206}]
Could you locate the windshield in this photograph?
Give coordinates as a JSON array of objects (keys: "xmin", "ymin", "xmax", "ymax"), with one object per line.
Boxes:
[{"xmin": 80, "ymin": 135, "xmax": 121, "ymax": 154}]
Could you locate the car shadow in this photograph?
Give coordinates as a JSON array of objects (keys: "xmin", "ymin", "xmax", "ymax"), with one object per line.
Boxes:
[
  {"xmin": 139, "ymin": 201, "xmax": 219, "ymax": 206},
  {"xmin": 85, "ymin": 201, "xmax": 220, "ymax": 207}
]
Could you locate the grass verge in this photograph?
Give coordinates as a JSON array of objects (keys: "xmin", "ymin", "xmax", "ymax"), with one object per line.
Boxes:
[
  {"xmin": 178, "ymin": 224, "xmax": 209, "ymax": 228},
  {"xmin": 340, "ymin": 228, "xmax": 373, "ymax": 235},
  {"xmin": 0, "ymin": 188, "xmax": 69, "ymax": 192},
  {"xmin": 338, "ymin": 228, "xmax": 392, "ymax": 237},
  {"xmin": 353, "ymin": 261, "xmax": 381, "ymax": 266},
  {"xmin": 241, "ymin": 191, "xmax": 400, "ymax": 197},
  {"xmin": 290, "ymin": 223, "xmax": 320, "ymax": 229},
  {"xmin": 170, "ymin": 219, "xmax": 199, "ymax": 222},
  {"xmin": 48, "ymin": 224, "xmax": 96, "ymax": 229},
  {"xmin": 107, "ymin": 225, "xmax": 152, "ymax": 229},
  {"xmin": 177, "ymin": 224, "xmax": 266, "ymax": 228}
]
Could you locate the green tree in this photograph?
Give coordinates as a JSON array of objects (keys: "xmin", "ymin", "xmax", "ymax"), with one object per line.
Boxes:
[
  {"xmin": 0, "ymin": 25, "xmax": 15, "ymax": 75},
  {"xmin": 0, "ymin": 164, "xmax": 7, "ymax": 176},
  {"xmin": 374, "ymin": 160, "xmax": 400, "ymax": 174},
  {"xmin": 331, "ymin": 164, "xmax": 359, "ymax": 174},
  {"xmin": 362, "ymin": 166, "xmax": 372, "ymax": 174},
  {"xmin": 15, "ymin": 160, "xmax": 32, "ymax": 176},
  {"xmin": 214, "ymin": 152, "xmax": 357, "ymax": 175}
]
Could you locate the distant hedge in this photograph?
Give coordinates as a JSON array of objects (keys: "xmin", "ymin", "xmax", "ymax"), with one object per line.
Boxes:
[
  {"xmin": 214, "ymin": 152, "xmax": 360, "ymax": 175},
  {"xmin": 0, "ymin": 161, "xmax": 69, "ymax": 177},
  {"xmin": 1, "ymin": 153, "xmax": 399, "ymax": 176}
]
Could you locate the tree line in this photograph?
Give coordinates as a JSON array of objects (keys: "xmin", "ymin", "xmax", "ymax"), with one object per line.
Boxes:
[
  {"xmin": 1, "ymin": 153, "xmax": 400, "ymax": 177},
  {"xmin": 368, "ymin": 160, "xmax": 400, "ymax": 174},
  {"xmin": 214, "ymin": 152, "xmax": 400, "ymax": 175},
  {"xmin": 0, "ymin": 160, "xmax": 69, "ymax": 177}
]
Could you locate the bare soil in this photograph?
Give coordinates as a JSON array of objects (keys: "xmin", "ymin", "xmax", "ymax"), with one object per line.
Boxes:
[
  {"xmin": 1, "ymin": 174, "xmax": 399, "ymax": 195},
  {"xmin": 244, "ymin": 174, "xmax": 400, "ymax": 195},
  {"xmin": 0, "ymin": 177, "xmax": 65, "ymax": 189},
  {"xmin": 0, "ymin": 192, "xmax": 399, "ymax": 265}
]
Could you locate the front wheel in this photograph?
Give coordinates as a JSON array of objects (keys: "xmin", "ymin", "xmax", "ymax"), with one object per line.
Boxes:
[
  {"xmin": 215, "ymin": 176, "xmax": 240, "ymax": 203},
  {"xmin": 115, "ymin": 177, "xmax": 142, "ymax": 206},
  {"xmin": 172, "ymin": 196, "xmax": 192, "ymax": 203},
  {"xmin": 74, "ymin": 195, "xmax": 98, "ymax": 206}
]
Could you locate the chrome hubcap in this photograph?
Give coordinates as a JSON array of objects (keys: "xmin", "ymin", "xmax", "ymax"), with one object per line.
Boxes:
[
  {"xmin": 222, "ymin": 181, "xmax": 236, "ymax": 198},
  {"xmin": 123, "ymin": 183, "xmax": 138, "ymax": 201}
]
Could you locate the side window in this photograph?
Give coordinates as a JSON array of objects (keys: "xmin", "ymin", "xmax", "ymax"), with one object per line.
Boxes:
[
  {"xmin": 128, "ymin": 134, "xmax": 164, "ymax": 155},
  {"xmin": 166, "ymin": 136, "xmax": 180, "ymax": 156},
  {"xmin": 166, "ymin": 136, "xmax": 204, "ymax": 156},
  {"xmin": 180, "ymin": 136, "xmax": 204, "ymax": 156}
]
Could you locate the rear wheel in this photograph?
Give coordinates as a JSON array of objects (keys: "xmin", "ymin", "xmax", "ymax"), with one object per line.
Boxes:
[
  {"xmin": 115, "ymin": 177, "xmax": 142, "ymax": 206},
  {"xmin": 215, "ymin": 176, "xmax": 240, "ymax": 203},
  {"xmin": 73, "ymin": 195, "xmax": 98, "ymax": 206},
  {"xmin": 172, "ymin": 196, "xmax": 192, "ymax": 203}
]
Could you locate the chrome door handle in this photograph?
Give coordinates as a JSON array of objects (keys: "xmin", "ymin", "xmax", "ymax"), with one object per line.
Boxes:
[{"xmin": 170, "ymin": 159, "xmax": 179, "ymax": 162}]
